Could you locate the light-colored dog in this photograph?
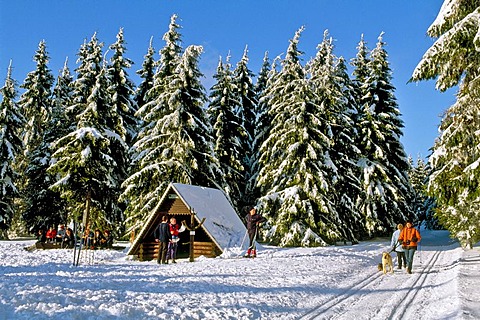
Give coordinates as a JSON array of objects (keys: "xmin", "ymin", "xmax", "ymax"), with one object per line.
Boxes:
[{"xmin": 382, "ymin": 252, "xmax": 394, "ymax": 274}]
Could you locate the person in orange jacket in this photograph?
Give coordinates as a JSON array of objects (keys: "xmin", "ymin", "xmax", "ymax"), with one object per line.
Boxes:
[{"xmin": 398, "ymin": 220, "xmax": 421, "ymax": 274}]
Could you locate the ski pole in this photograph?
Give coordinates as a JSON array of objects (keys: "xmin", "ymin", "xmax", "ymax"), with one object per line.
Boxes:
[
  {"xmin": 72, "ymin": 221, "xmax": 77, "ymax": 266},
  {"xmin": 419, "ymin": 242, "xmax": 422, "ymax": 265},
  {"xmin": 239, "ymin": 229, "xmax": 248, "ymax": 251}
]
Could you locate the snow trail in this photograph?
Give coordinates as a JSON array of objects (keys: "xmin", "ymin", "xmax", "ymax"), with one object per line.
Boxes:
[
  {"xmin": 0, "ymin": 230, "xmax": 478, "ymax": 319},
  {"xmin": 299, "ymin": 235, "xmax": 463, "ymax": 320}
]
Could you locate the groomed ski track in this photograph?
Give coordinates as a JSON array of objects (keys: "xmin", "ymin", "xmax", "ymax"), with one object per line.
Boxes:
[{"xmin": 299, "ymin": 243, "xmax": 461, "ymax": 320}]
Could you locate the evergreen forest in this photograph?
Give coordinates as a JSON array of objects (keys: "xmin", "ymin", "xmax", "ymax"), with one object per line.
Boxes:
[{"xmin": 3, "ymin": 12, "xmax": 469, "ymax": 247}]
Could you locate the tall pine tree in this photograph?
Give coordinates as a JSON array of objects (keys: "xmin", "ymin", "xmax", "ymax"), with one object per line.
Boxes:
[
  {"xmin": 120, "ymin": 15, "xmax": 184, "ymax": 233},
  {"xmin": 108, "ymin": 28, "xmax": 138, "ymax": 145},
  {"xmin": 208, "ymin": 55, "xmax": 245, "ymax": 210},
  {"xmin": 258, "ymin": 27, "xmax": 341, "ymax": 246},
  {"xmin": 0, "ymin": 62, "xmax": 25, "ymax": 238},
  {"xmin": 352, "ymin": 33, "xmax": 411, "ymax": 236},
  {"xmin": 49, "ymin": 34, "xmax": 126, "ymax": 231},
  {"xmin": 412, "ymin": 0, "xmax": 480, "ymax": 248},
  {"xmin": 247, "ymin": 52, "xmax": 272, "ymax": 208},
  {"xmin": 307, "ymin": 30, "xmax": 362, "ymax": 242},
  {"xmin": 17, "ymin": 41, "xmax": 58, "ymax": 232},
  {"xmin": 134, "ymin": 37, "xmax": 156, "ymax": 117},
  {"xmin": 234, "ymin": 46, "xmax": 257, "ymax": 209}
]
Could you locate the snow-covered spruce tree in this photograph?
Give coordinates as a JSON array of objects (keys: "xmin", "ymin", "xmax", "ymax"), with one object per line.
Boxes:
[
  {"xmin": 160, "ymin": 45, "xmax": 224, "ymax": 189},
  {"xmin": 49, "ymin": 63, "xmax": 124, "ymax": 230},
  {"xmin": 257, "ymin": 27, "xmax": 342, "ymax": 246},
  {"xmin": 108, "ymin": 28, "xmax": 138, "ymax": 145},
  {"xmin": 408, "ymin": 156, "xmax": 440, "ymax": 229},
  {"xmin": 51, "ymin": 59, "xmax": 76, "ymax": 141},
  {"xmin": 120, "ymin": 14, "xmax": 184, "ymax": 233},
  {"xmin": 107, "ymin": 28, "xmax": 138, "ymax": 235},
  {"xmin": 17, "ymin": 41, "xmax": 59, "ymax": 232},
  {"xmin": 18, "ymin": 40, "xmax": 54, "ymax": 153},
  {"xmin": 70, "ymin": 37, "xmax": 100, "ymax": 118},
  {"xmin": 134, "ymin": 37, "xmax": 156, "ymax": 116},
  {"xmin": 411, "ymin": 0, "xmax": 480, "ymax": 248},
  {"xmin": 0, "ymin": 62, "xmax": 25, "ymax": 238},
  {"xmin": 233, "ymin": 46, "xmax": 257, "ymax": 208},
  {"xmin": 352, "ymin": 33, "xmax": 412, "ymax": 236},
  {"xmin": 207, "ymin": 55, "xmax": 245, "ymax": 211},
  {"xmin": 247, "ymin": 52, "xmax": 272, "ymax": 208},
  {"xmin": 49, "ymin": 34, "xmax": 127, "ymax": 231},
  {"xmin": 307, "ymin": 30, "xmax": 363, "ymax": 242},
  {"xmin": 21, "ymin": 60, "xmax": 74, "ymax": 233}
]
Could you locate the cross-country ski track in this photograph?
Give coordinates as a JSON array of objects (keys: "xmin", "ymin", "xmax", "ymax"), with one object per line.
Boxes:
[
  {"xmin": 1, "ymin": 229, "xmax": 479, "ymax": 319},
  {"xmin": 300, "ymin": 243, "xmax": 461, "ymax": 320}
]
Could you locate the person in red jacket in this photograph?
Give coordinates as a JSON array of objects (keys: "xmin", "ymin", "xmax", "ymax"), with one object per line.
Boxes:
[
  {"xmin": 167, "ymin": 217, "xmax": 180, "ymax": 264},
  {"xmin": 46, "ymin": 226, "xmax": 57, "ymax": 243},
  {"xmin": 398, "ymin": 220, "xmax": 421, "ymax": 274}
]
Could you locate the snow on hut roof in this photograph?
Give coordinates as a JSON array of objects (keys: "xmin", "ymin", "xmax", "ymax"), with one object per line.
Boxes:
[
  {"xmin": 128, "ymin": 183, "xmax": 246, "ymax": 256},
  {"xmin": 171, "ymin": 183, "xmax": 246, "ymax": 251}
]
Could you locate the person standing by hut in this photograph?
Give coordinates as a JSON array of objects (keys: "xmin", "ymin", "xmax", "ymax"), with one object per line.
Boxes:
[
  {"xmin": 244, "ymin": 205, "xmax": 266, "ymax": 258},
  {"xmin": 155, "ymin": 215, "xmax": 171, "ymax": 264},
  {"xmin": 167, "ymin": 217, "xmax": 180, "ymax": 264}
]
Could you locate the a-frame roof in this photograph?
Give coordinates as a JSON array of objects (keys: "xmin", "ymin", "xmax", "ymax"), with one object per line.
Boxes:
[{"xmin": 128, "ymin": 183, "xmax": 247, "ymax": 256}]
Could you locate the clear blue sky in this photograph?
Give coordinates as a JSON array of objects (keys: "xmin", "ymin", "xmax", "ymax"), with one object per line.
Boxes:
[{"xmin": 0, "ymin": 0, "xmax": 455, "ymax": 159}]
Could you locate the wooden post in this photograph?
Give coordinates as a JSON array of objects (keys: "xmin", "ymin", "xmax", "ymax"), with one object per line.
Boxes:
[{"xmin": 182, "ymin": 208, "xmax": 205, "ymax": 262}]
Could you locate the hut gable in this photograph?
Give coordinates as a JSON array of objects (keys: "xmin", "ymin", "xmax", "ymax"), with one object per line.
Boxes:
[{"xmin": 128, "ymin": 183, "xmax": 246, "ymax": 259}]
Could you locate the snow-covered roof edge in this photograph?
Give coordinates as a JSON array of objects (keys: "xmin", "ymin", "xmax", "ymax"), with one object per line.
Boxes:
[
  {"xmin": 170, "ymin": 183, "xmax": 223, "ymax": 251},
  {"xmin": 171, "ymin": 183, "xmax": 246, "ymax": 251},
  {"xmin": 127, "ymin": 183, "xmax": 175, "ymax": 256},
  {"xmin": 128, "ymin": 183, "xmax": 247, "ymax": 256}
]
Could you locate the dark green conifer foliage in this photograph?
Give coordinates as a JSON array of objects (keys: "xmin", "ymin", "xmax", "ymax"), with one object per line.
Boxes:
[
  {"xmin": 163, "ymin": 45, "xmax": 223, "ymax": 188},
  {"xmin": 412, "ymin": 0, "xmax": 480, "ymax": 248},
  {"xmin": 258, "ymin": 27, "xmax": 341, "ymax": 246},
  {"xmin": 408, "ymin": 156, "xmax": 439, "ymax": 229},
  {"xmin": 308, "ymin": 30, "xmax": 362, "ymax": 242},
  {"xmin": 49, "ymin": 34, "xmax": 126, "ymax": 231},
  {"xmin": 247, "ymin": 52, "xmax": 272, "ymax": 207},
  {"xmin": 352, "ymin": 33, "xmax": 412, "ymax": 236},
  {"xmin": 0, "ymin": 62, "xmax": 24, "ymax": 236},
  {"xmin": 17, "ymin": 41, "xmax": 61, "ymax": 232},
  {"xmin": 134, "ymin": 38, "xmax": 156, "ymax": 116},
  {"xmin": 208, "ymin": 55, "xmax": 245, "ymax": 210},
  {"xmin": 22, "ymin": 60, "xmax": 73, "ymax": 232},
  {"xmin": 120, "ymin": 14, "xmax": 184, "ymax": 232},
  {"xmin": 234, "ymin": 47, "xmax": 257, "ymax": 209},
  {"xmin": 108, "ymin": 28, "xmax": 138, "ymax": 145}
]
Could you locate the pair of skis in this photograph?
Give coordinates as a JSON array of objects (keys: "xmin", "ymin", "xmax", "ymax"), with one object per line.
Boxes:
[{"xmin": 72, "ymin": 222, "xmax": 94, "ymax": 266}]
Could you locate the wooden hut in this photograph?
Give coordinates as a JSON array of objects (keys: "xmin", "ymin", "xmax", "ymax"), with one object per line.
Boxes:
[{"xmin": 127, "ymin": 183, "xmax": 246, "ymax": 261}]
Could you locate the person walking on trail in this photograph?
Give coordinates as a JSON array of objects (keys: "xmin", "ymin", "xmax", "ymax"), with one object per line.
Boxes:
[
  {"xmin": 155, "ymin": 215, "xmax": 172, "ymax": 264},
  {"xmin": 244, "ymin": 205, "xmax": 266, "ymax": 258},
  {"xmin": 398, "ymin": 220, "xmax": 421, "ymax": 274},
  {"xmin": 391, "ymin": 223, "xmax": 407, "ymax": 269}
]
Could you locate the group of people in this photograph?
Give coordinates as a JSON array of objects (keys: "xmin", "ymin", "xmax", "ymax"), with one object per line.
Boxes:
[
  {"xmin": 36, "ymin": 224, "xmax": 114, "ymax": 249},
  {"xmin": 36, "ymin": 225, "xmax": 75, "ymax": 248},
  {"xmin": 152, "ymin": 204, "xmax": 421, "ymax": 273},
  {"xmin": 154, "ymin": 205, "xmax": 266, "ymax": 264},
  {"xmin": 82, "ymin": 228, "xmax": 114, "ymax": 249},
  {"xmin": 390, "ymin": 220, "xmax": 422, "ymax": 274},
  {"xmin": 242, "ymin": 206, "xmax": 422, "ymax": 272},
  {"xmin": 155, "ymin": 216, "xmax": 184, "ymax": 264}
]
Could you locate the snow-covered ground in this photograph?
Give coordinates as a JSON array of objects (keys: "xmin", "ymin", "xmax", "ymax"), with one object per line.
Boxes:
[{"xmin": 0, "ymin": 228, "xmax": 479, "ymax": 320}]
